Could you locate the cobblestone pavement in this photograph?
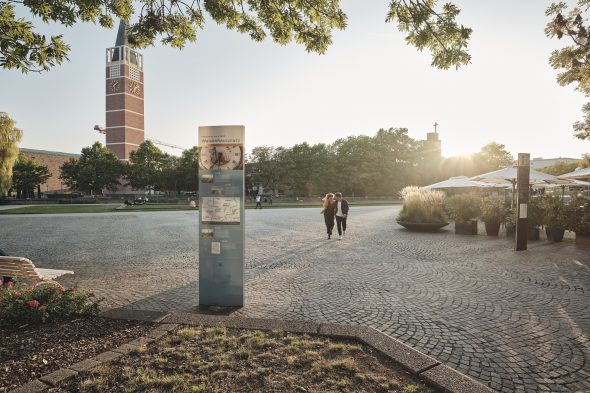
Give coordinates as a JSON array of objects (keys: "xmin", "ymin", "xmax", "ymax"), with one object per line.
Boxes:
[{"xmin": 1, "ymin": 206, "xmax": 589, "ymax": 392}]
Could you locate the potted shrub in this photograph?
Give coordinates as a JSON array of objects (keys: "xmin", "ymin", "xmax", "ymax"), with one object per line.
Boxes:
[
  {"xmin": 568, "ymin": 198, "xmax": 590, "ymax": 246},
  {"xmin": 527, "ymin": 198, "xmax": 543, "ymax": 241},
  {"xmin": 481, "ymin": 197, "xmax": 507, "ymax": 236},
  {"xmin": 539, "ymin": 196, "xmax": 569, "ymax": 242},
  {"xmin": 396, "ymin": 186, "xmax": 449, "ymax": 232},
  {"xmin": 445, "ymin": 194, "xmax": 481, "ymax": 235},
  {"xmin": 505, "ymin": 210, "xmax": 516, "ymax": 237}
]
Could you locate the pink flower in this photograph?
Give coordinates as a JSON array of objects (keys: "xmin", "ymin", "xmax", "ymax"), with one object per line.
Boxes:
[
  {"xmin": 38, "ymin": 306, "xmax": 48, "ymax": 311},
  {"xmin": 6, "ymin": 281, "xmax": 14, "ymax": 288},
  {"xmin": 27, "ymin": 300, "xmax": 40, "ymax": 308},
  {"xmin": 14, "ymin": 291, "xmax": 21, "ymax": 296}
]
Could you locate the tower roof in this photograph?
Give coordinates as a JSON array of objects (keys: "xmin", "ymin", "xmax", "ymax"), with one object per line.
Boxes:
[{"xmin": 115, "ymin": 20, "xmax": 129, "ymax": 46}]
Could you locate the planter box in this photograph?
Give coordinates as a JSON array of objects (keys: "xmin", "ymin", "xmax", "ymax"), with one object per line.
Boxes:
[
  {"xmin": 396, "ymin": 221, "xmax": 449, "ymax": 232},
  {"xmin": 455, "ymin": 220, "xmax": 478, "ymax": 235},
  {"xmin": 527, "ymin": 227, "xmax": 540, "ymax": 241},
  {"xmin": 506, "ymin": 224, "xmax": 515, "ymax": 237},
  {"xmin": 575, "ymin": 233, "xmax": 590, "ymax": 246},
  {"xmin": 545, "ymin": 227, "xmax": 565, "ymax": 242},
  {"xmin": 484, "ymin": 221, "xmax": 501, "ymax": 236}
]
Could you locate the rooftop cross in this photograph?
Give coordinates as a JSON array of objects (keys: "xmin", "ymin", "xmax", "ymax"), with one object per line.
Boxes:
[{"xmin": 433, "ymin": 122, "xmax": 439, "ymax": 133}]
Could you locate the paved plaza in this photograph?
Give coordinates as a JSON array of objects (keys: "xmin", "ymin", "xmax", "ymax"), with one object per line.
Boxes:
[{"xmin": 1, "ymin": 206, "xmax": 589, "ymax": 392}]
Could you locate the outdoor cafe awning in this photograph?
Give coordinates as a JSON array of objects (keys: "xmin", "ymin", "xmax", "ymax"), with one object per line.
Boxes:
[
  {"xmin": 559, "ymin": 167, "xmax": 590, "ymax": 180},
  {"xmin": 425, "ymin": 176, "xmax": 491, "ymax": 189},
  {"xmin": 471, "ymin": 166, "xmax": 571, "ymax": 185}
]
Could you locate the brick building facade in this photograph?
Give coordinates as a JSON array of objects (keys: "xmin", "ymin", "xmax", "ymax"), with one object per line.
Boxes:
[{"xmin": 19, "ymin": 148, "xmax": 79, "ymax": 194}]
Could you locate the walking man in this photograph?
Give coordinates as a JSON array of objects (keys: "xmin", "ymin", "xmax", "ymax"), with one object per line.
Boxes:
[
  {"xmin": 255, "ymin": 194, "xmax": 262, "ymax": 209},
  {"xmin": 334, "ymin": 192, "xmax": 349, "ymax": 240}
]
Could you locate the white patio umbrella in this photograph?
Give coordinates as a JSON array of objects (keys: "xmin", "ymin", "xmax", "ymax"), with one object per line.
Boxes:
[
  {"xmin": 534, "ymin": 179, "xmax": 590, "ymax": 198},
  {"xmin": 425, "ymin": 176, "xmax": 491, "ymax": 189},
  {"xmin": 558, "ymin": 167, "xmax": 590, "ymax": 180},
  {"xmin": 538, "ymin": 179, "xmax": 590, "ymax": 187},
  {"xmin": 471, "ymin": 166, "xmax": 572, "ymax": 207},
  {"xmin": 570, "ymin": 179, "xmax": 590, "ymax": 186}
]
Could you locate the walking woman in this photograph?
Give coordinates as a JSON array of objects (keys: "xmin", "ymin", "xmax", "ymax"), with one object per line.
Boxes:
[{"xmin": 321, "ymin": 193, "xmax": 336, "ymax": 239}]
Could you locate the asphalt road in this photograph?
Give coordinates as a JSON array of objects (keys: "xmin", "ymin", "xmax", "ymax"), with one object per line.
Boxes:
[{"xmin": 1, "ymin": 206, "xmax": 589, "ymax": 392}]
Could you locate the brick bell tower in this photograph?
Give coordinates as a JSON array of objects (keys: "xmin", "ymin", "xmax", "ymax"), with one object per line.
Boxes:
[{"xmin": 105, "ymin": 20, "xmax": 144, "ymax": 160}]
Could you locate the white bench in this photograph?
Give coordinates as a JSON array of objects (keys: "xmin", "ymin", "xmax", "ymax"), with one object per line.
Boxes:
[{"xmin": 0, "ymin": 256, "xmax": 73, "ymax": 287}]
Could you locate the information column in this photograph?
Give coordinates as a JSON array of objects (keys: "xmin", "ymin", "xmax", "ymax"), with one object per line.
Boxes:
[{"xmin": 198, "ymin": 125, "xmax": 245, "ymax": 306}]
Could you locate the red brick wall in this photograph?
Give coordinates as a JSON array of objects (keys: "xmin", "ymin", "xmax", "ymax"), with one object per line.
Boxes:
[
  {"xmin": 19, "ymin": 149, "xmax": 78, "ymax": 193},
  {"xmin": 105, "ymin": 62, "xmax": 145, "ymax": 160}
]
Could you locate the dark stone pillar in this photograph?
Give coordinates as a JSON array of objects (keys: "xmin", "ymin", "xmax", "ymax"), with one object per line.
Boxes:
[{"xmin": 515, "ymin": 153, "xmax": 530, "ymax": 251}]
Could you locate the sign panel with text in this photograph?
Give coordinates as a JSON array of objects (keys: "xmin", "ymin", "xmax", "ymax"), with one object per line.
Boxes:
[{"xmin": 198, "ymin": 125, "xmax": 245, "ymax": 306}]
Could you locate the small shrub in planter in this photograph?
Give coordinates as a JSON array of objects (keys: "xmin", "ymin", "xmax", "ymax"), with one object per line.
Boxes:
[
  {"xmin": 539, "ymin": 196, "xmax": 570, "ymax": 242},
  {"xmin": 0, "ymin": 281, "xmax": 100, "ymax": 327},
  {"xmin": 568, "ymin": 198, "xmax": 590, "ymax": 245},
  {"xmin": 526, "ymin": 198, "xmax": 543, "ymax": 241},
  {"xmin": 481, "ymin": 198, "xmax": 508, "ymax": 236},
  {"xmin": 445, "ymin": 194, "xmax": 481, "ymax": 235},
  {"xmin": 505, "ymin": 210, "xmax": 516, "ymax": 237},
  {"xmin": 396, "ymin": 186, "xmax": 448, "ymax": 231},
  {"xmin": 504, "ymin": 202, "xmax": 545, "ymax": 240}
]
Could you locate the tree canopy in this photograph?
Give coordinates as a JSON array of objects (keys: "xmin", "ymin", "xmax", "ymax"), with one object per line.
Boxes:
[
  {"xmin": 126, "ymin": 140, "xmax": 169, "ymax": 192},
  {"xmin": 538, "ymin": 161, "xmax": 580, "ymax": 176},
  {"xmin": 4, "ymin": 2, "xmax": 590, "ymax": 140},
  {"xmin": 59, "ymin": 142, "xmax": 125, "ymax": 195},
  {"xmin": 545, "ymin": 0, "xmax": 590, "ymax": 140},
  {"xmin": 473, "ymin": 142, "xmax": 514, "ymax": 173},
  {"xmin": 0, "ymin": 112, "xmax": 22, "ymax": 196},
  {"xmin": 172, "ymin": 146, "xmax": 200, "ymax": 193},
  {"xmin": 246, "ymin": 146, "xmax": 287, "ymax": 197},
  {"xmin": 1, "ymin": 0, "xmax": 470, "ymax": 73},
  {"xmin": 11, "ymin": 154, "xmax": 50, "ymax": 198},
  {"xmin": 243, "ymin": 129, "xmax": 517, "ymax": 198}
]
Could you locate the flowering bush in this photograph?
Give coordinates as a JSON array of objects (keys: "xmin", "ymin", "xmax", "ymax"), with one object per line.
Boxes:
[
  {"xmin": 0, "ymin": 281, "xmax": 100, "ymax": 327},
  {"xmin": 397, "ymin": 186, "xmax": 447, "ymax": 223}
]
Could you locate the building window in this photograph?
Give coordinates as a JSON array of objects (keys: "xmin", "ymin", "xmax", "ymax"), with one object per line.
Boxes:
[
  {"xmin": 110, "ymin": 65, "xmax": 120, "ymax": 78},
  {"xmin": 129, "ymin": 66, "xmax": 140, "ymax": 81}
]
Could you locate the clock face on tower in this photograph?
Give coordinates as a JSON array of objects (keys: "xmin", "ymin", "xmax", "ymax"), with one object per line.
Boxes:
[
  {"xmin": 199, "ymin": 145, "xmax": 243, "ymax": 170},
  {"xmin": 109, "ymin": 80, "xmax": 119, "ymax": 93},
  {"xmin": 128, "ymin": 81, "xmax": 141, "ymax": 95}
]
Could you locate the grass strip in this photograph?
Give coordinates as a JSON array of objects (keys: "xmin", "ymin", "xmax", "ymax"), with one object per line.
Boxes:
[{"xmin": 58, "ymin": 326, "xmax": 436, "ymax": 393}]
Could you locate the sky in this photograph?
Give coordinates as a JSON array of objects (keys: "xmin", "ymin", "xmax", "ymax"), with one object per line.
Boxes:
[{"xmin": 1, "ymin": 0, "xmax": 589, "ymax": 159}]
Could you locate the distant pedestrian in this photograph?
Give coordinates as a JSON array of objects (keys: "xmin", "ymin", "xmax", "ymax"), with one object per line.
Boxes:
[
  {"xmin": 255, "ymin": 194, "xmax": 262, "ymax": 209},
  {"xmin": 269, "ymin": 195, "xmax": 273, "ymax": 205},
  {"xmin": 320, "ymin": 193, "xmax": 336, "ymax": 239},
  {"xmin": 334, "ymin": 192, "xmax": 349, "ymax": 240}
]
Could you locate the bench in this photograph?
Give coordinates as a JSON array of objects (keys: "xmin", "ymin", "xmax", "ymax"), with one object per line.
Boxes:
[{"xmin": 0, "ymin": 256, "xmax": 74, "ymax": 287}]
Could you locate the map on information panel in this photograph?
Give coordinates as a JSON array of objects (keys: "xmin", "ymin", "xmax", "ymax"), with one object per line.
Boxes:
[{"xmin": 201, "ymin": 197, "xmax": 241, "ymax": 224}]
